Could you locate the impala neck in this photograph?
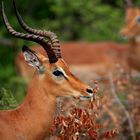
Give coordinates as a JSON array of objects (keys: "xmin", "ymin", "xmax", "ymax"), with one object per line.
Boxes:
[{"xmin": 13, "ymin": 74, "xmax": 56, "ymax": 140}]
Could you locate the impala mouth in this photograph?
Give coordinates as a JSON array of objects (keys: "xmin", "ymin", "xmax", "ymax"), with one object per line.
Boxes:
[
  {"xmin": 72, "ymin": 90, "xmax": 94, "ymax": 100},
  {"xmin": 80, "ymin": 95, "xmax": 94, "ymax": 101}
]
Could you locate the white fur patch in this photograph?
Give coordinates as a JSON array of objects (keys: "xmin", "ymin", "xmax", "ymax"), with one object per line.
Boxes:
[
  {"xmin": 58, "ymin": 67, "xmax": 69, "ymax": 79},
  {"xmin": 23, "ymin": 52, "xmax": 46, "ymax": 74},
  {"xmin": 23, "ymin": 52, "xmax": 40, "ymax": 68}
]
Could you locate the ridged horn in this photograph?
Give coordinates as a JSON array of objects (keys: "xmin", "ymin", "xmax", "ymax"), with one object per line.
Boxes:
[
  {"xmin": 1, "ymin": 1, "xmax": 58, "ymax": 63},
  {"xmin": 13, "ymin": 0, "xmax": 61, "ymax": 58}
]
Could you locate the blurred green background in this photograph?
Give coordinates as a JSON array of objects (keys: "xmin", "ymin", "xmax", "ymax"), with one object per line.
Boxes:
[{"xmin": 0, "ymin": 0, "xmax": 139, "ymax": 106}]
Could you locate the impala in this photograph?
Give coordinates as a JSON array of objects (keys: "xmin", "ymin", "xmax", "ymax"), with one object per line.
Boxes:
[
  {"xmin": 120, "ymin": 0, "xmax": 140, "ymax": 71},
  {"xmin": 11, "ymin": 0, "xmax": 140, "ymax": 81},
  {"xmin": 0, "ymin": 2, "xmax": 95, "ymax": 140},
  {"xmin": 14, "ymin": 2, "xmax": 130, "ymax": 78}
]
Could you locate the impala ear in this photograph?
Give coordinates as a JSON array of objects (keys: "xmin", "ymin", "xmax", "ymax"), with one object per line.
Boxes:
[{"xmin": 22, "ymin": 45, "xmax": 46, "ymax": 73}]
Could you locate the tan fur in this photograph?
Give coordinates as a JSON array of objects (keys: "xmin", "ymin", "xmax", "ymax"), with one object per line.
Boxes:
[
  {"xmin": 0, "ymin": 53, "xmax": 93, "ymax": 140},
  {"xmin": 120, "ymin": 7, "xmax": 140, "ymax": 70},
  {"xmin": 16, "ymin": 42, "xmax": 129, "ymax": 78},
  {"xmin": 121, "ymin": 7, "xmax": 140, "ymax": 38}
]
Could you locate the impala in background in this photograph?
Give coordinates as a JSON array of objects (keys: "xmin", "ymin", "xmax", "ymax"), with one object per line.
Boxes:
[
  {"xmin": 121, "ymin": 0, "xmax": 140, "ymax": 71},
  {"xmin": 16, "ymin": 0, "xmax": 140, "ymax": 80},
  {"xmin": 15, "ymin": 2, "xmax": 133, "ymax": 79}
]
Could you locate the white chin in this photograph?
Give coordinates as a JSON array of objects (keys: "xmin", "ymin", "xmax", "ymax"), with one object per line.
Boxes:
[{"xmin": 80, "ymin": 96, "xmax": 92, "ymax": 101}]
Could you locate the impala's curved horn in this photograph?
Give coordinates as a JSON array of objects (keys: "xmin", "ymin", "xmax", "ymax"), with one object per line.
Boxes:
[
  {"xmin": 1, "ymin": 1, "xmax": 58, "ymax": 63},
  {"xmin": 13, "ymin": 0, "xmax": 61, "ymax": 58},
  {"xmin": 125, "ymin": 0, "xmax": 133, "ymax": 7}
]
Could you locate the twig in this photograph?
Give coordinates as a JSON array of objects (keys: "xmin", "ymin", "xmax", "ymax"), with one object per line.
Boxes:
[
  {"xmin": 103, "ymin": 105, "xmax": 118, "ymax": 124},
  {"xmin": 108, "ymin": 73, "xmax": 136, "ymax": 140},
  {"xmin": 0, "ymin": 38, "xmax": 15, "ymax": 47}
]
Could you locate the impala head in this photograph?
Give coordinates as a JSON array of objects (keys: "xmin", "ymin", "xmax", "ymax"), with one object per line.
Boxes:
[
  {"xmin": 120, "ymin": 0, "xmax": 140, "ymax": 40},
  {"xmin": 1, "ymin": 1, "xmax": 94, "ymax": 100}
]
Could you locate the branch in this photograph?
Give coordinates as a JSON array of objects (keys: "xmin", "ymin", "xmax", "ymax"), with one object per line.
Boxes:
[
  {"xmin": 0, "ymin": 38, "xmax": 16, "ymax": 47},
  {"xmin": 108, "ymin": 73, "xmax": 136, "ymax": 140}
]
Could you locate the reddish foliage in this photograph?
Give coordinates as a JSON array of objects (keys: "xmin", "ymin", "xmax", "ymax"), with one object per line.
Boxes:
[
  {"xmin": 48, "ymin": 82, "xmax": 119, "ymax": 139},
  {"xmin": 102, "ymin": 129, "xmax": 119, "ymax": 139}
]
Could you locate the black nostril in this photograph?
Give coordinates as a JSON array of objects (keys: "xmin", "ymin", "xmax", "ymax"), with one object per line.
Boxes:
[{"xmin": 86, "ymin": 88, "xmax": 93, "ymax": 94}]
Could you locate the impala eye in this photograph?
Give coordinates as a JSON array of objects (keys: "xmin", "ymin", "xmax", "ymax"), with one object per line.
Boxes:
[
  {"xmin": 53, "ymin": 70, "xmax": 64, "ymax": 77},
  {"xmin": 136, "ymin": 16, "xmax": 140, "ymax": 23}
]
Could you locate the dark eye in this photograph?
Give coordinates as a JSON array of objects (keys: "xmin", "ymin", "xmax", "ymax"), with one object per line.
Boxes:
[
  {"xmin": 136, "ymin": 16, "xmax": 140, "ymax": 23},
  {"xmin": 53, "ymin": 70, "xmax": 64, "ymax": 77}
]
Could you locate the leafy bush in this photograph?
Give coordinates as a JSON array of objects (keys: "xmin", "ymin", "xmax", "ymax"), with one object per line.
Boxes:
[{"xmin": 0, "ymin": 88, "xmax": 18, "ymax": 110}]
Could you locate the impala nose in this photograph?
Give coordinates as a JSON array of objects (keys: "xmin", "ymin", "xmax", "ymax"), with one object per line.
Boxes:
[
  {"xmin": 80, "ymin": 88, "xmax": 94, "ymax": 100},
  {"xmin": 86, "ymin": 88, "xmax": 93, "ymax": 94}
]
